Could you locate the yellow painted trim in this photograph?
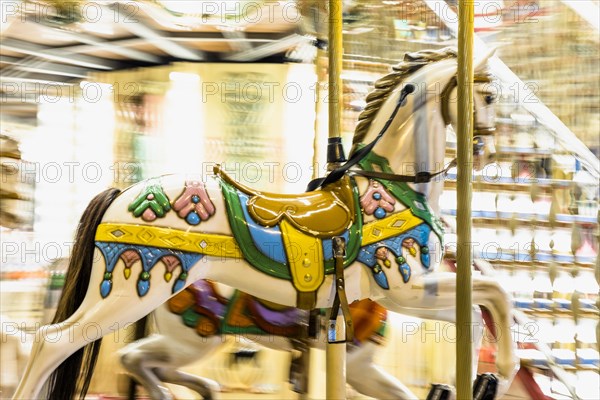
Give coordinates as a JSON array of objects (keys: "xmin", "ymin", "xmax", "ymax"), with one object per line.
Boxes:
[
  {"xmin": 96, "ymin": 208, "xmax": 424, "ymax": 274},
  {"xmin": 95, "ymin": 223, "xmax": 243, "ymax": 259},
  {"xmin": 362, "ymin": 209, "xmax": 425, "ymax": 246},
  {"xmin": 279, "ymin": 219, "xmax": 324, "ymax": 292}
]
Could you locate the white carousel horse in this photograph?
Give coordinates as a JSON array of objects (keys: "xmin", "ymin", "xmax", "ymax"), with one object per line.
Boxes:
[
  {"xmin": 12, "ymin": 47, "xmax": 518, "ymax": 400},
  {"xmin": 118, "ymin": 283, "xmax": 419, "ymax": 400}
]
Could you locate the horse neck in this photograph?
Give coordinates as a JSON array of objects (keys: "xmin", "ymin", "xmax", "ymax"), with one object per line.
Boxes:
[{"xmin": 357, "ymin": 64, "xmax": 456, "ymax": 213}]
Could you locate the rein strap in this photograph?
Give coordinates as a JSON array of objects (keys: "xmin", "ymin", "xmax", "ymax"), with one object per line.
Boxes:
[
  {"xmin": 307, "ymin": 84, "xmax": 415, "ymax": 192},
  {"xmin": 350, "ymin": 158, "xmax": 457, "ymax": 184}
]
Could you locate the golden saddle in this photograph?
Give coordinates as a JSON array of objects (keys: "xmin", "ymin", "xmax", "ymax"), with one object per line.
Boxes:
[{"xmin": 214, "ymin": 165, "xmax": 355, "ymax": 238}]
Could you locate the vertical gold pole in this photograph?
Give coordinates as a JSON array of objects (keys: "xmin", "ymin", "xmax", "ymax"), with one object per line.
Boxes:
[
  {"xmin": 456, "ymin": 0, "xmax": 475, "ymax": 399},
  {"xmin": 326, "ymin": 1, "xmax": 346, "ymax": 399},
  {"xmin": 328, "ymin": 0, "xmax": 343, "ymax": 142}
]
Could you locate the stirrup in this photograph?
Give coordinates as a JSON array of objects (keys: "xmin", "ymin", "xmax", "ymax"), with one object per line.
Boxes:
[{"xmin": 327, "ymin": 236, "xmax": 354, "ymax": 343}]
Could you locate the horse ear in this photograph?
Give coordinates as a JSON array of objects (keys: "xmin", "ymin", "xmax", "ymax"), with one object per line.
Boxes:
[{"xmin": 474, "ymin": 46, "xmax": 497, "ymax": 72}]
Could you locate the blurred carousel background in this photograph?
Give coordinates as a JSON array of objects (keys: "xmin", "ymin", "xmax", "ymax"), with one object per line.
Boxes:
[{"xmin": 0, "ymin": 0, "xmax": 598, "ymax": 399}]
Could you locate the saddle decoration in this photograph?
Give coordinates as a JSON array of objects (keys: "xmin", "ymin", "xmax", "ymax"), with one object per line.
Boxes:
[
  {"xmin": 94, "ymin": 153, "xmax": 443, "ymax": 299},
  {"xmin": 355, "ymin": 145, "xmax": 445, "ymax": 246},
  {"xmin": 216, "ymin": 164, "xmax": 363, "ymax": 309},
  {"xmin": 167, "ymin": 280, "xmax": 310, "ymax": 337}
]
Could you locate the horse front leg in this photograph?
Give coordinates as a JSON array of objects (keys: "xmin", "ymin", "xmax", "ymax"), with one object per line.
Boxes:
[
  {"xmin": 119, "ymin": 330, "xmax": 223, "ymax": 400},
  {"xmin": 346, "ymin": 341, "xmax": 418, "ymax": 400},
  {"xmin": 393, "ymin": 272, "xmax": 518, "ymax": 391},
  {"xmin": 154, "ymin": 368, "xmax": 220, "ymax": 400},
  {"xmin": 471, "ymin": 276, "xmax": 519, "ymax": 395},
  {"xmin": 119, "ymin": 335, "xmax": 178, "ymax": 400},
  {"xmin": 392, "ymin": 306, "xmax": 485, "ymax": 382}
]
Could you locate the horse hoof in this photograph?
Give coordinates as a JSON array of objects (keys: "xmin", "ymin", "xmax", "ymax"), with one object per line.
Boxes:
[
  {"xmin": 473, "ymin": 373, "xmax": 499, "ymax": 400},
  {"xmin": 426, "ymin": 383, "xmax": 455, "ymax": 400}
]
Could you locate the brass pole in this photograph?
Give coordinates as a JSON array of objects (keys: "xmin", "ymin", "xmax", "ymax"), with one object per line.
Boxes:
[
  {"xmin": 328, "ymin": 0, "xmax": 343, "ymax": 143},
  {"xmin": 326, "ymin": 1, "xmax": 346, "ymax": 399},
  {"xmin": 456, "ymin": 0, "xmax": 475, "ymax": 399}
]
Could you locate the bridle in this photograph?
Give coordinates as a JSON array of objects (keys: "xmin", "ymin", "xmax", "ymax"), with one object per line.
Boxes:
[
  {"xmin": 307, "ymin": 74, "xmax": 497, "ymax": 191},
  {"xmin": 440, "ymin": 74, "xmax": 497, "ymax": 137}
]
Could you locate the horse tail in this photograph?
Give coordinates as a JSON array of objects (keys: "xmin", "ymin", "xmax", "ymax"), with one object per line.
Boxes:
[{"xmin": 47, "ymin": 188, "xmax": 121, "ymax": 400}]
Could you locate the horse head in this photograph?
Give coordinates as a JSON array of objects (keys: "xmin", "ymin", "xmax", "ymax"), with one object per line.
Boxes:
[{"xmin": 350, "ymin": 47, "xmax": 498, "ymax": 304}]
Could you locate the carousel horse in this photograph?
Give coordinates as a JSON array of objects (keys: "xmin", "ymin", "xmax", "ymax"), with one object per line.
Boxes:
[
  {"xmin": 118, "ymin": 283, "xmax": 420, "ymax": 400},
  {"xmin": 12, "ymin": 47, "xmax": 518, "ymax": 400}
]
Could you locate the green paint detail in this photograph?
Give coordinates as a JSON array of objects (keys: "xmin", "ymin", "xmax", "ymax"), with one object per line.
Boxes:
[
  {"xmin": 375, "ymin": 319, "xmax": 387, "ymax": 338},
  {"xmin": 140, "ymin": 271, "xmax": 150, "ymax": 281},
  {"xmin": 128, "ymin": 180, "xmax": 171, "ymax": 218},
  {"xmin": 220, "ymin": 179, "xmax": 289, "ymax": 279},
  {"xmin": 421, "ymin": 246, "xmax": 429, "ymax": 254},
  {"xmin": 179, "ymin": 273, "xmax": 188, "ymax": 280},
  {"xmin": 103, "ymin": 272, "xmax": 112, "ymax": 280},
  {"xmin": 356, "ymin": 145, "xmax": 444, "ymax": 245},
  {"xmin": 182, "ymin": 308, "xmax": 200, "ymax": 328},
  {"xmin": 396, "ymin": 256, "xmax": 405, "ymax": 264},
  {"xmin": 219, "ymin": 178, "xmax": 363, "ymax": 280},
  {"xmin": 221, "ymin": 291, "xmax": 266, "ymax": 336}
]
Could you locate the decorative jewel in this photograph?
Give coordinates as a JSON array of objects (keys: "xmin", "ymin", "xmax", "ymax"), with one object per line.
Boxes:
[
  {"xmin": 100, "ymin": 279, "xmax": 112, "ymax": 297},
  {"xmin": 402, "ymin": 238, "xmax": 418, "ymax": 256},
  {"xmin": 173, "ymin": 181, "xmax": 216, "ymax": 225},
  {"xmin": 361, "ymin": 180, "xmax": 396, "ymax": 218},
  {"xmin": 421, "ymin": 246, "xmax": 431, "ymax": 269},
  {"xmin": 398, "ymin": 262, "xmax": 411, "ymax": 283},
  {"xmin": 374, "ymin": 207, "xmax": 386, "ymax": 219},
  {"xmin": 95, "ymin": 242, "xmax": 203, "ymax": 298},
  {"xmin": 186, "ymin": 212, "xmax": 201, "ymax": 225},
  {"xmin": 370, "ymin": 264, "xmax": 389, "ymax": 289},
  {"xmin": 173, "ymin": 277, "xmax": 187, "ymax": 293},
  {"xmin": 137, "ymin": 280, "xmax": 150, "ymax": 296},
  {"xmin": 128, "ymin": 180, "xmax": 171, "ymax": 222}
]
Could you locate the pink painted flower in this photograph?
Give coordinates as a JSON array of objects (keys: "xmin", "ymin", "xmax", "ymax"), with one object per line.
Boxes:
[
  {"xmin": 360, "ymin": 180, "xmax": 396, "ymax": 219},
  {"xmin": 172, "ymin": 181, "xmax": 216, "ymax": 225}
]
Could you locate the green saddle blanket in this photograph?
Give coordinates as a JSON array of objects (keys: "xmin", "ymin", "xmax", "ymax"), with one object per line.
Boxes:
[{"xmin": 219, "ymin": 177, "xmax": 363, "ymax": 302}]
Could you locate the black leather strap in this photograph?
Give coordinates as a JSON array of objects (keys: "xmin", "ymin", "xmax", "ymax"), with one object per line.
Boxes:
[
  {"xmin": 307, "ymin": 84, "xmax": 415, "ymax": 191},
  {"xmin": 328, "ymin": 236, "xmax": 354, "ymax": 343},
  {"xmin": 349, "ymin": 158, "xmax": 457, "ymax": 183}
]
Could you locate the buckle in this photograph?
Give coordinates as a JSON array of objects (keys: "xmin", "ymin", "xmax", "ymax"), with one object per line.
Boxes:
[
  {"xmin": 332, "ymin": 236, "xmax": 346, "ymax": 258},
  {"xmin": 415, "ymin": 171, "xmax": 432, "ymax": 183}
]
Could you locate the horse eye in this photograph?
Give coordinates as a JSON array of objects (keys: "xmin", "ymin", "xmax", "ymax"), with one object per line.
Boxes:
[{"xmin": 485, "ymin": 95, "xmax": 496, "ymax": 105}]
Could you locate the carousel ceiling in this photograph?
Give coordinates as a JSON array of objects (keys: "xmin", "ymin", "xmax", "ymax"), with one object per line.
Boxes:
[
  {"xmin": 0, "ymin": 0, "xmax": 317, "ymax": 85},
  {"xmin": 0, "ymin": 0, "xmax": 325, "ymax": 119}
]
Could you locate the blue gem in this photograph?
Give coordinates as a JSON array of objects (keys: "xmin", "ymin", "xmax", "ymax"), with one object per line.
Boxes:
[
  {"xmin": 137, "ymin": 280, "xmax": 150, "ymax": 297},
  {"xmin": 372, "ymin": 192, "xmax": 382, "ymax": 200},
  {"xmin": 191, "ymin": 195, "xmax": 200, "ymax": 204},
  {"xmin": 374, "ymin": 207, "xmax": 386, "ymax": 219},
  {"xmin": 421, "ymin": 253, "xmax": 431, "ymax": 269},
  {"xmin": 173, "ymin": 278, "xmax": 186, "ymax": 293},
  {"xmin": 100, "ymin": 280, "xmax": 112, "ymax": 298},
  {"xmin": 399, "ymin": 263, "xmax": 411, "ymax": 283},
  {"xmin": 372, "ymin": 269, "xmax": 390, "ymax": 290},
  {"xmin": 186, "ymin": 211, "xmax": 200, "ymax": 225}
]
